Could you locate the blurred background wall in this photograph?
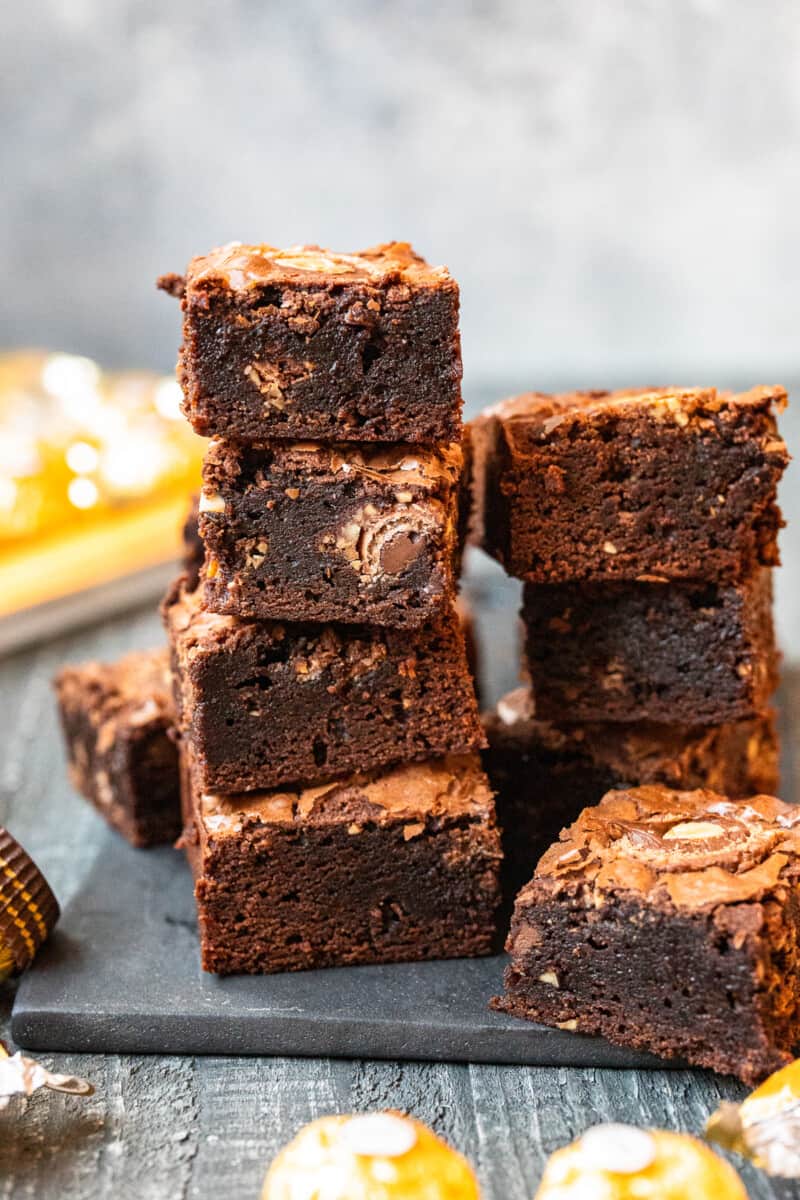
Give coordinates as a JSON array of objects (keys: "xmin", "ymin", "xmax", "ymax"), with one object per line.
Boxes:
[{"xmin": 2, "ymin": 0, "xmax": 800, "ymax": 644}]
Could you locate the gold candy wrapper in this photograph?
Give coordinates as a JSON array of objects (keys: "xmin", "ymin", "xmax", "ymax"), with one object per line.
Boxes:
[
  {"xmin": 706, "ymin": 1059, "xmax": 800, "ymax": 1178},
  {"xmin": 0, "ymin": 827, "xmax": 60, "ymax": 979},
  {"xmin": 0, "ymin": 1040, "xmax": 93, "ymax": 1108},
  {"xmin": 534, "ymin": 1124, "xmax": 747, "ymax": 1199},
  {"xmin": 262, "ymin": 1112, "xmax": 480, "ymax": 1199}
]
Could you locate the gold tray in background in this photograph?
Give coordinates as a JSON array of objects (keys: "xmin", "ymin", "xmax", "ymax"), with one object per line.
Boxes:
[{"xmin": 0, "ymin": 494, "xmax": 189, "ymax": 655}]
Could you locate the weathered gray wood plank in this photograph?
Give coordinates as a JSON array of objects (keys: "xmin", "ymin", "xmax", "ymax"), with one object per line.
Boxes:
[{"xmin": 0, "ymin": 604, "xmax": 794, "ymax": 1199}]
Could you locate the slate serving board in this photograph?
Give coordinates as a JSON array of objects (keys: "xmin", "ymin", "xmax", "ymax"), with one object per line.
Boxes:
[
  {"xmin": 17, "ymin": 563, "xmax": 782, "ymax": 1067},
  {"xmin": 11, "ymin": 833, "xmax": 667, "ymax": 1067}
]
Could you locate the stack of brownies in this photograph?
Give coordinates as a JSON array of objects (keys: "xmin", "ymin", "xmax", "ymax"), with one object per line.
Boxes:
[
  {"xmin": 471, "ymin": 386, "xmax": 789, "ymax": 895},
  {"xmin": 157, "ymin": 241, "xmax": 501, "ymax": 974}
]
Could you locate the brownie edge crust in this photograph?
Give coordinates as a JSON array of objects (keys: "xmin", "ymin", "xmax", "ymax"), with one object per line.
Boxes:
[
  {"xmin": 180, "ymin": 749, "xmax": 502, "ymax": 975},
  {"xmin": 495, "ymin": 785, "xmax": 800, "ymax": 1085}
]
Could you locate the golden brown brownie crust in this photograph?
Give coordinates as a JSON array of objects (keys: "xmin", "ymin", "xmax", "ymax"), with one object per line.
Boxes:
[
  {"xmin": 176, "ymin": 241, "xmax": 453, "ymax": 294},
  {"xmin": 482, "ymin": 385, "xmax": 788, "ymax": 440},
  {"xmin": 55, "ymin": 648, "xmax": 173, "ymax": 727},
  {"xmin": 534, "ymin": 785, "xmax": 800, "ymax": 913},
  {"xmin": 196, "ymin": 754, "xmax": 494, "ymax": 837}
]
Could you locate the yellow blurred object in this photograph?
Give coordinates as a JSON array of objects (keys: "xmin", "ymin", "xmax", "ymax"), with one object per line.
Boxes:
[
  {"xmin": 261, "ymin": 1111, "xmax": 480, "ymax": 1200},
  {"xmin": 707, "ymin": 1058, "xmax": 800, "ymax": 1177},
  {"xmin": 0, "ymin": 350, "xmax": 203, "ymax": 615},
  {"xmin": 534, "ymin": 1123, "xmax": 747, "ymax": 1199}
]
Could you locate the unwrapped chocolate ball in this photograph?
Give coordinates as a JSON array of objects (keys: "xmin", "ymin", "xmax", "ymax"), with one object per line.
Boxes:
[
  {"xmin": 262, "ymin": 1111, "xmax": 479, "ymax": 1199},
  {"xmin": 0, "ymin": 828, "xmax": 59, "ymax": 979},
  {"xmin": 535, "ymin": 1123, "xmax": 746, "ymax": 1199},
  {"xmin": 707, "ymin": 1058, "xmax": 800, "ymax": 1177}
]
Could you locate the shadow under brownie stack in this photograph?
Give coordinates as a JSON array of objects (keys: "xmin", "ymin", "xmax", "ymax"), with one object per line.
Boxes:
[{"xmin": 158, "ymin": 242, "xmax": 501, "ymax": 974}]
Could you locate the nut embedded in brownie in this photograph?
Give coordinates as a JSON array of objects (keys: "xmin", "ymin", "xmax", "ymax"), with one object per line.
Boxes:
[
  {"xmin": 54, "ymin": 649, "xmax": 180, "ymax": 848},
  {"xmin": 482, "ymin": 686, "xmax": 780, "ymax": 902},
  {"xmin": 164, "ymin": 577, "xmax": 485, "ymax": 794},
  {"xmin": 470, "ymin": 386, "xmax": 788, "ymax": 583},
  {"xmin": 180, "ymin": 748, "xmax": 502, "ymax": 975},
  {"xmin": 158, "ymin": 241, "xmax": 463, "ymax": 445},
  {"xmin": 495, "ymin": 784, "xmax": 800, "ymax": 1085},
  {"xmin": 522, "ymin": 568, "xmax": 778, "ymax": 724},
  {"xmin": 197, "ymin": 439, "xmax": 463, "ymax": 627}
]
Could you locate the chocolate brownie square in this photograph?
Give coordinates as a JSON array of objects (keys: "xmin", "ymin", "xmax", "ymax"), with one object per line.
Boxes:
[
  {"xmin": 54, "ymin": 649, "xmax": 180, "ymax": 847},
  {"xmin": 198, "ymin": 439, "xmax": 462, "ymax": 627},
  {"xmin": 522, "ymin": 569, "xmax": 778, "ymax": 724},
  {"xmin": 495, "ymin": 784, "xmax": 800, "ymax": 1085},
  {"xmin": 164, "ymin": 578, "xmax": 484, "ymax": 794},
  {"xmin": 483, "ymin": 686, "xmax": 780, "ymax": 900},
  {"xmin": 158, "ymin": 242, "xmax": 462, "ymax": 444},
  {"xmin": 180, "ymin": 749, "xmax": 501, "ymax": 974},
  {"xmin": 471, "ymin": 386, "xmax": 788, "ymax": 583}
]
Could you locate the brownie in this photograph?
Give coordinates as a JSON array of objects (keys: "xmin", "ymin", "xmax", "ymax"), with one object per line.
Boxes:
[
  {"xmin": 456, "ymin": 594, "xmax": 480, "ymax": 700},
  {"xmin": 198, "ymin": 439, "xmax": 462, "ymax": 627},
  {"xmin": 158, "ymin": 242, "xmax": 462, "ymax": 445},
  {"xmin": 471, "ymin": 386, "xmax": 788, "ymax": 583},
  {"xmin": 495, "ymin": 784, "xmax": 800, "ymax": 1085},
  {"xmin": 180, "ymin": 748, "xmax": 502, "ymax": 974},
  {"xmin": 182, "ymin": 493, "xmax": 204, "ymax": 591},
  {"xmin": 483, "ymin": 686, "xmax": 780, "ymax": 901},
  {"xmin": 165, "ymin": 578, "xmax": 484, "ymax": 794},
  {"xmin": 522, "ymin": 569, "xmax": 778, "ymax": 724},
  {"xmin": 54, "ymin": 649, "xmax": 180, "ymax": 847}
]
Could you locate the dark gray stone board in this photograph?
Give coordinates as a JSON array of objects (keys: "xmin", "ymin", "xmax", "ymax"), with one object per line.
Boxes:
[{"xmin": 12, "ymin": 832, "xmax": 667, "ymax": 1066}]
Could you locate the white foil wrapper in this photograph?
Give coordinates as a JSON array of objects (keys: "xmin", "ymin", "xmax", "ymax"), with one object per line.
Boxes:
[{"xmin": 0, "ymin": 1040, "xmax": 93, "ymax": 1109}]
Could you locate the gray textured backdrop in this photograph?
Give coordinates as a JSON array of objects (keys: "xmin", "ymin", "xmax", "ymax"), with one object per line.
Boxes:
[
  {"xmin": 2, "ymin": 0, "xmax": 799, "ymax": 381},
  {"xmin": 3, "ymin": 0, "xmax": 800, "ymax": 646}
]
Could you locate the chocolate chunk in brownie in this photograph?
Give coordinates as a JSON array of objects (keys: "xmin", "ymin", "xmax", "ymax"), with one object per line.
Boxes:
[
  {"xmin": 483, "ymin": 686, "xmax": 780, "ymax": 901},
  {"xmin": 158, "ymin": 242, "xmax": 462, "ymax": 445},
  {"xmin": 471, "ymin": 386, "xmax": 788, "ymax": 583},
  {"xmin": 522, "ymin": 569, "xmax": 778, "ymax": 724},
  {"xmin": 164, "ymin": 577, "xmax": 484, "ymax": 794},
  {"xmin": 197, "ymin": 439, "xmax": 463, "ymax": 627},
  {"xmin": 54, "ymin": 649, "xmax": 180, "ymax": 847},
  {"xmin": 180, "ymin": 748, "xmax": 501, "ymax": 974},
  {"xmin": 495, "ymin": 784, "xmax": 800, "ymax": 1085}
]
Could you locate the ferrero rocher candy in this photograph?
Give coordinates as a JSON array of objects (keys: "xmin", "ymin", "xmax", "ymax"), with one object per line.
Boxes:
[
  {"xmin": 534, "ymin": 1123, "xmax": 747, "ymax": 1199},
  {"xmin": 0, "ymin": 827, "xmax": 60, "ymax": 979},
  {"xmin": 707, "ymin": 1058, "xmax": 800, "ymax": 1177},
  {"xmin": 0, "ymin": 1039, "xmax": 93, "ymax": 1108},
  {"xmin": 261, "ymin": 1111, "xmax": 480, "ymax": 1199}
]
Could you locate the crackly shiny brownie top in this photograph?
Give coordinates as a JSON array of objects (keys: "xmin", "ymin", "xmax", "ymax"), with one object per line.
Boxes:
[
  {"xmin": 203, "ymin": 437, "xmax": 463, "ymax": 492},
  {"xmin": 195, "ymin": 753, "xmax": 494, "ymax": 836},
  {"xmin": 171, "ymin": 241, "xmax": 454, "ymax": 294},
  {"xmin": 531, "ymin": 784, "xmax": 800, "ymax": 912},
  {"xmin": 55, "ymin": 648, "xmax": 173, "ymax": 726},
  {"xmin": 475, "ymin": 385, "xmax": 788, "ymax": 444}
]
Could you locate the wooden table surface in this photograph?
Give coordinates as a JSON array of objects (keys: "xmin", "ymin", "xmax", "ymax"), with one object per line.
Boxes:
[{"xmin": 0, "ymin": 595, "xmax": 797, "ymax": 1200}]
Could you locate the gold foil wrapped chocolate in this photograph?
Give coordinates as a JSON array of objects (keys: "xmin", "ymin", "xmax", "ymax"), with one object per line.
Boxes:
[
  {"xmin": 262, "ymin": 1111, "xmax": 480, "ymax": 1199},
  {"xmin": 0, "ymin": 827, "xmax": 60, "ymax": 979},
  {"xmin": 0, "ymin": 1040, "xmax": 93, "ymax": 1108},
  {"xmin": 534, "ymin": 1124, "xmax": 747, "ymax": 1199},
  {"xmin": 706, "ymin": 1059, "xmax": 800, "ymax": 1177}
]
